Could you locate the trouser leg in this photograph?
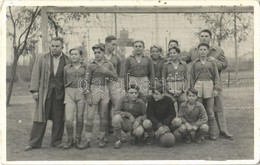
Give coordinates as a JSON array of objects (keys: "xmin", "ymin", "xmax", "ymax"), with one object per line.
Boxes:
[
  {"xmin": 50, "ymin": 97, "xmax": 65, "ymax": 146},
  {"xmin": 107, "ymin": 100, "xmax": 114, "ymax": 133},
  {"xmin": 214, "ymin": 95, "xmax": 228, "ymax": 133},
  {"xmin": 28, "ymin": 122, "xmax": 47, "ymax": 148}
]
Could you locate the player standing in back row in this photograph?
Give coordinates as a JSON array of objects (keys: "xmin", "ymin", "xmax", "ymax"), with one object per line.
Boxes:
[
  {"xmin": 104, "ymin": 35, "xmax": 121, "ymax": 135},
  {"xmin": 124, "ymin": 40, "xmax": 155, "ymax": 103},
  {"xmin": 187, "ymin": 29, "xmax": 233, "ymax": 140}
]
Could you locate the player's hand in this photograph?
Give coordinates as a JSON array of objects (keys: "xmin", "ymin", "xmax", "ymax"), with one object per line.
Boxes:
[
  {"xmin": 208, "ymin": 56, "xmax": 217, "ymax": 61},
  {"xmin": 83, "ymin": 89, "xmax": 90, "ymax": 95},
  {"xmin": 32, "ymin": 92, "xmax": 39, "ymax": 101},
  {"xmin": 213, "ymin": 90, "xmax": 218, "ymax": 97},
  {"xmin": 132, "ymin": 121, "xmax": 140, "ymax": 129},
  {"xmin": 130, "ymin": 116, "xmax": 135, "ymax": 123},
  {"xmin": 157, "ymin": 125, "xmax": 170, "ymax": 137},
  {"xmin": 185, "ymin": 123, "xmax": 193, "ymax": 132},
  {"xmin": 174, "ymin": 90, "xmax": 182, "ymax": 97},
  {"xmin": 86, "ymin": 95, "xmax": 93, "ymax": 106},
  {"xmin": 168, "ymin": 89, "xmax": 175, "ymax": 95},
  {"xmin": 192, "ymin": 125, "xmax": 198, "ymax": 131}
]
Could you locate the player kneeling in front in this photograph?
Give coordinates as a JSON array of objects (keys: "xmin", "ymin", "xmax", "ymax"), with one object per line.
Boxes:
[
  {"xmin": 112, "ymin": 84, "xmax": 148, "ymax": 149},
  {"xmin": 177, "ymin": 88, "xmax": 209, "ymax": 144},
  {"xmin": 145, "ymin": 82, "xmax": 181, "ymax": 146}
]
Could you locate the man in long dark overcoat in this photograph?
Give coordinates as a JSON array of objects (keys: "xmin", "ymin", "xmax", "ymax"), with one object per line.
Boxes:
[{"xmin": 25, "ymin": 37, "xmax": 69, "ymax": 151}]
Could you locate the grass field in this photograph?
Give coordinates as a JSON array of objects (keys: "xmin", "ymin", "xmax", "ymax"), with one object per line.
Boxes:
[{"xmin": 5, "ymin": 85, "xmax": 255, "ymax": 162}]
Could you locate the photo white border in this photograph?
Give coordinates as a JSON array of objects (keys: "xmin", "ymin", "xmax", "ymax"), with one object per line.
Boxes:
[{"xmin": 1, "ymin": 0, "xmax": 259, "ymax": 164}]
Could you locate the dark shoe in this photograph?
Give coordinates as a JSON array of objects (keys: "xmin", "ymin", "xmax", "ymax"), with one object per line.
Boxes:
[
  {"xmin": 74, "ymin": 138, "xmax": 81, "ymax": 148},
  {"xmin": 130, "ymin": 136, "xmax": 139, "ymax": 145},
  {"xmin": 146, "ymin": 136, "xmax": 154, "ymax": 145},
  {"xmin": 77, "ymin": 140, "xmax": 90, "ymax": 150},
  {"xmin": 185, "ymin": 135, "xmax": 192, "ymax": 144},
  {"xmin": 52, "ymin": 143, "xmax": 64, "ymax": 148},
  {"xmin": 104, "ymin": 136, "xmax": 109, "ymax": 143},
  {"xmin": 201, "ymin": 134, "xmax": 205, "ymax": 140},
  {"xmin": 220, "ymin": 131, "xmax": 234, "ymax": 140},
  {"xmin": 121, "ymin": 137, "xmax": 127, "ymax": 143},
  {"xmin": 24, "ymin": 145, "xmax": 36, "ymax": 151},
  {"xmin": 99, "ymin": 137, "xmax": 106, "ymax": 148},
  {"xmin": 209, "ymin": 135, "xmax": 217, "ymax": 141},
  {"xmin": 63, "ymin": 138, "xmax": 74, "ymax": 149},
  {"xmin": 195, "ymin": 133, "xmax": 202, "ymax": 144},
  {"xmin": 114, "ymin": 140, "xmax": 122, "ymax": 149}
]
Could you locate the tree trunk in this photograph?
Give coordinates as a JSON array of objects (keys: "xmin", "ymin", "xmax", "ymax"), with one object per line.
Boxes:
[
  {"xmin": 29, "ymin": 46, "xmax": 36, "ymax": 77},
  {"xmin": 218, "ymin": 14, "xmax": 223, "ymax": 47},
  {"xmin": 6, "ymin": 56, "xmax": 19, "ymax": 106}
]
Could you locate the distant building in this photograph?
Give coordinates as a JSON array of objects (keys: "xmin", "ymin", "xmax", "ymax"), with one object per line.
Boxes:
[{"xmin": 117, "ymin": 28, "xmax": 134, "ymax": 47}]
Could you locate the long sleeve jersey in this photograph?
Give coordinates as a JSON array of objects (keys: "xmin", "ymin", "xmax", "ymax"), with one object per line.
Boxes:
[
  {"xmin": 146, "ymin": 95, "xmax": 176, "ymax": 130},
  {"xmin": 114, "ymin": 95, "xmax": 146, "ymax": 119},
  {"xmin": 187, "ymin": 45, "xmax": 228, "ymax": 75},
  {"xmin": 179, "ymin": 101, "xmax": 208, "ymax": 128},
  {"xmin": 190, "ymin": 58, "xmax": 221, "ymax": 91},
  {"xmin": 86, "ymin": 59, "xmax": 118, "ymax": 89},
  {"xmin": 124, "ymin": 54, "xmax": 155, "ymax": 90},
  {"xmin": 152, "ymin": 57, "xmax": 167, "ymax": 80},
  {"xmin": 64, "ymin": 62, "xmax": 87, "ymax": 88},
  {"xmin": 105, "ymin": 54, "xmax": 121, "ymax": 76}
]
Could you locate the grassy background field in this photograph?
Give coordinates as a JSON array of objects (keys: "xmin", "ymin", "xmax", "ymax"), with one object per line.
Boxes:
[{"xmin": 5, "ymin": 84, "xmax": 254, "ymax": 161}]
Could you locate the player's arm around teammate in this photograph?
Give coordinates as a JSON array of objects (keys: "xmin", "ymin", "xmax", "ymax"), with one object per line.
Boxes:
[
  {"xmin": 78, "ymin": 43, "xmax": 118, "ymax": 149},
  {"xmin": 63, "ymin": 48, "xmax": 87, "ymax": 149}
]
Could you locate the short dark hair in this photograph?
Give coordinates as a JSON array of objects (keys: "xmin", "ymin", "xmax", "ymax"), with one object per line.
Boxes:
[
  {"xmin": 150, "ymin": 45, "xmax": 162, "ymax": 53},
  {"xmin": 69, "ymin": 48, "xmax": 83, "ymax": 55},
  {"xmin": 105, "ymin": 35, "xmax": 117, "ymax": 43},
  {"xmin": 200, "ymin": 29, "xmax": 212, "ymax": 38},
  {"xmin": 128, "ymin": 84, "xmax": 140, "ymax": 92},
  {"xmin": 168, "ymin": 46, "xmax": 181, "ymax": 54},
  {"xmin": 51, "ymin": 37, "xmax": 64, "ymax": 44},
  {"xmin": 186, "ymin": 88, "xmax": 198, "ymax": 96},
  {"xmin": 92, "ymin": 43, "xmax": 105, "ymax": 52},
  {"xmin": 168, "ymin": 39, "xmax": 179, "ymax": 46},
  {"xmin": 134, "ymin": 40, "xmax": 145, "ymax": 48},
  {"xmin": 197, "ymin": 43, "xmax": 210, "ymax": 50}
]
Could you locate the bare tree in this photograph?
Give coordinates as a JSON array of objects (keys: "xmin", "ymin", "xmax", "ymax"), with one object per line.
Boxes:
[
  {"xmin": 6, "ymin": 6, "xmax": 40, "ymax": 106},
  {"xmin": 185, "ymin": 13, "xmax": 253, "ymax": 46},
  {"xmin": 6, "ymin": 7, "xmax": 102, "ymax": 106}
]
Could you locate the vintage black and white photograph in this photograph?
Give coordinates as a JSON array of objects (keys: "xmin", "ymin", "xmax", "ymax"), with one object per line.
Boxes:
[{"xmin": 2, "ymin": 0, "xmax": 259, "ymax": 164}]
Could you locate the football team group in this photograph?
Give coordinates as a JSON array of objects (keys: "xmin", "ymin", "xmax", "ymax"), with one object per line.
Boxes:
[{"xmin": 25, "ymin": 28, "xmax": 234, "ymax": 151}]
